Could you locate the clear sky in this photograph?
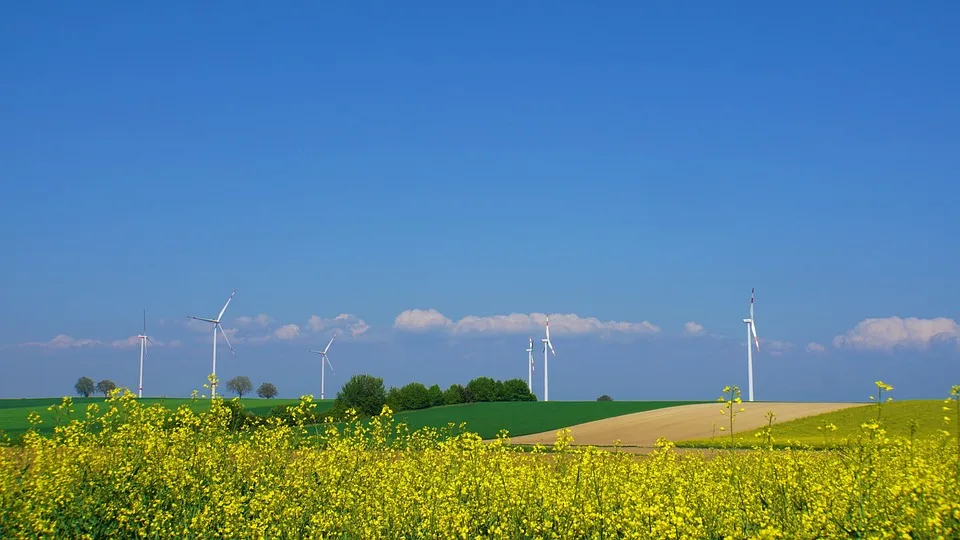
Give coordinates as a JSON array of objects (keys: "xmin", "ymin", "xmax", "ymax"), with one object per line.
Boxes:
[{"xmin": 1, "ymin": 2, "xmax": 958, "ymax": 401}]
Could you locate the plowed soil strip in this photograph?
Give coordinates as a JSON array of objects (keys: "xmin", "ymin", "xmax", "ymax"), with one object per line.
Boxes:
[{"xmin": 507, "ymin": 402, "xmax": 866, "ymax": 447}]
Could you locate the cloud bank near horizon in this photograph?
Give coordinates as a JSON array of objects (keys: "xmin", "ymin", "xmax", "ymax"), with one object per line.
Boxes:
[
  {"xmin": 15, "ymin": 312, "xmax": 959, "ymax": 355},
  {"xmin": 393, "ymin": 309, "xmax": 662, "ymax": 336}
]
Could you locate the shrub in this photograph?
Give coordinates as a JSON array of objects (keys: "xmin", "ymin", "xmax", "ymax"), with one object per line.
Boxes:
[{"xmin": 597, "ymin": 394, "xmax": 613, "ymax": 401}]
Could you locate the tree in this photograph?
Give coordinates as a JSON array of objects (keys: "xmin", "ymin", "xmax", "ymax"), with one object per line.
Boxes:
[
  {"xmin": 75, "ymin": 377, "xmax": 95, "ymax": 398},
  {"xmin": 443, "ymin": 384, "xmax": 467, "ymax": 405},
  {"xmin": 333, "ymin": 374, "xmax": 386, "ymax": 417},
  {"xmin": 257, "ymin": 382, "xmax": 278, "ymax": 399},
  {"xmin": 597, "ymin": 394, "xmax": 613, "ymax": 401},
  {"xmin": 501, "ymin": 378, "xmax": 537, "ymax": 402},
  {"xmin": 95, "ymin": 379, "xmax": 116, "ymax": 396},
  {"xmin": 465, "ymin": 376, "xmax": 499, "ymax": 402},
  {"xmin": 226, "ymin": 376, "xmax": 253, "ymax": 398},
  {"xmin": 387, "ymin": 382, "xmax": 432, "ymax": 412},
  {"xmin": 427, "ymin": 384, "xmax": 444, "ymax": 407}
]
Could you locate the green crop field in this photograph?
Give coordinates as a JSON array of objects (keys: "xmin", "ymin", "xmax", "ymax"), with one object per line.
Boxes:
[
  {"xmin": 678, "ymin": 400, "xmax": 953, "ymax": 448},
  {"xmin": 387, "ymin": 400, "xmax": 705, "ymax": 440},
  {"xmin": 0, "ymin": 396, "xmax": 333, "ymax": 436}
]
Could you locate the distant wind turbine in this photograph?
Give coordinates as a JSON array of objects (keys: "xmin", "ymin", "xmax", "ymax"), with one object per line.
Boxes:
[
  {"xmin": 188, "ymin": 289, "xmax": 236, "ymax": 399},
  {"xmin": 742, "ymin": 288, "xmax": 760, "ymax": 402},
  {"xmin": 541, "ymin": 317, "xmax": 557, "ymax": 401},
  {"xmin": 526, "ymin": 337, "xmax": 536, "ymax": 393},
  {"xmin": 137, "ymin": 309, "xmax": 154, "ymax": 398},
  {"xmin": 307, "ymin": 333, "xmax": 337, "ymax": 400}
]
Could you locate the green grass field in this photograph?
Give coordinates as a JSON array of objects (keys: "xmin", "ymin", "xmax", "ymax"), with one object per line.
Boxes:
[
  {"xmin": 0, "ymin": 397, "xmax": 333, "ymax": 436},
  {"xmin": 388, "ymin": 400, "xmax": 706, "ymax": 440},
  {"xmin": 677, "ymin": 400, "xmax": 953, "ymax": 448},
  {"xmin": 3, "ymin": 397, "xmax": 704, "ymax": 442}
]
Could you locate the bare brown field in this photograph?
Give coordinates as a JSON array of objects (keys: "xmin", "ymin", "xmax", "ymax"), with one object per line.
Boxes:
[{"xmin": 506, "ymin": 402, "xmax": 867, "ymax": 448}]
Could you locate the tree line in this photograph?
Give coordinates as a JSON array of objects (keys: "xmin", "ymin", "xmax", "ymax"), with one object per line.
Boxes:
[
  {"xmin": 73, "ymin": 376, "xmax": 279, "ymax": 399},
  {"xmin": 330, "ymin": 374, "xmax": 536, "ymax": 418}
]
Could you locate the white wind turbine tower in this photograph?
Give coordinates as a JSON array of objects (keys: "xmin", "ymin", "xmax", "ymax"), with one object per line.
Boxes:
[
  {"xmin": 541, "ymin": 316, "xmax": 556, "ymax": 401},
  {"xmin": 136, "ymin": 309, "xmax": 154, "ymax": 398},
  {"xmin": 188, "ymin": 289, "xmax": 236, "ymax": 399},
  {"xmin": 743, "ymin": 287, "xmax": 761, "ymax": 402},
  {"xmin": 526, "ymin": 337, "xmax": 536, "ymax": 393},
  {"xmin": 307, "ymin": 333, "xmax": 337, "ymax": 400}
]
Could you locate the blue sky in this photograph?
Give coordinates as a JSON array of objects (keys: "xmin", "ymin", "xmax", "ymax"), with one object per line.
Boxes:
[{"xmin": 1, "ymin": 2, "xmax": 958, "ymax": 401}]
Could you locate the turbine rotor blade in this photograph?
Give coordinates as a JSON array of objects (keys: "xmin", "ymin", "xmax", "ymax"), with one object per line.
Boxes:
[
  {"xmin": 217, "ymin": 324, "xmax": 236, "ymax": 356},
  {"xmin": 323, "ymin": 335, "xmax": 335, "ymax": 354},
  {"xmin": 751, "ymin": 322, "xmax": 760, "ymax": 351},
  {"xmin": 547, "ymin": 340, "xmax": 556, "ymax": 356},
  {"xmin": 325, "ymin": 355, "xmax": 335, "ymax": 374},
  {"xmin": 216, "ymin": 289, "xmax": 236, "ymax": 322},
  {"xmin": 146, "ymin": 336, "xmax": 155, "ymax": 345},
  {"xmin": 189, "ymin": 316, "xmax": 217, "ymax": 323},
  {"xmin": 750, "ymin": 288, "xmax": 755, "ymax": 320}
]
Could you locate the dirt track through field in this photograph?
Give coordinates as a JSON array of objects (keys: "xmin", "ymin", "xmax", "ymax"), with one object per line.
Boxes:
[{"xmin": 507, "ymin": 402, "xmax": 867, "ymax": 448}]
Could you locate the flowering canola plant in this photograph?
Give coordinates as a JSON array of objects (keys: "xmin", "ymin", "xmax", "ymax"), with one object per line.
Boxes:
[{"xmin": 1, "ymin": 384, "xmax": 959, "ymax": 539}]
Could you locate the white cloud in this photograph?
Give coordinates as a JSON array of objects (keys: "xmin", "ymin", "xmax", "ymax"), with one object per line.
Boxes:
[
  {"xmin": 393, "ymin": 309, "xmax": 661, "ymax": 336},
  {"xmin": 805, "ymin": 342, "xmax": 826, "ymax": 353},
  {"xmin": 273, "ymin": 324, "xmax": 301, "ymax": 340},
  {"xmin": 393, "ymin": 309, "xmax": 454, "ymax": 331},
  {"xmin": 833, "ymin": 316, "xmax": 959, "ymax": 351},
  {"xmin": 307, "ymin": 313, "xmax": 370, "ymax": 337},
  {"xmin": 19, "ymin": 334, "xmax": 178, "ymax": 350},
  {"xmin": 110, "ymin": 336, "xmax": 141, "ymax": 349},
  {"xmin": 684, "ymin": 322, "xmax": 704, "ymax": 336},
  {"xmin": 20, "ymin": 334, "xmax": 104, "ymax": 349},
  {"xmin": 235, "ymin": 314, "xmax": 272, "ymax": 328}
]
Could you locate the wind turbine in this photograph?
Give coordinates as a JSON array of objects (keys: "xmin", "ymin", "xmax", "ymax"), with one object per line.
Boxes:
[
  {"xmin": 188, "ymin": 289, "xmax": 236, "ymax": 399},
  {"xmin": 526, "ymin": 337, "xmax": 536, "ymax": 393},
  {"xmin": 136, "ymin": 309, "xmax": 154, "ymax": 398},
  {"xmin": 307, "ymin": 334, "xmax": 337, "ymax": 400},
  {"xmin": 743, "ymin": 288, "xmax": 760, "ymax": 402},
  {"xmin": 541, "ymin": 316, "xmax": 556, "ymax": 401}
]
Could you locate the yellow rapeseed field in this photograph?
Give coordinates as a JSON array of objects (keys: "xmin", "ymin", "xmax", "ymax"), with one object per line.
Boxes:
[{"xmin": 1, "ymin": 382, "xmax": 959, "ymax": 539}]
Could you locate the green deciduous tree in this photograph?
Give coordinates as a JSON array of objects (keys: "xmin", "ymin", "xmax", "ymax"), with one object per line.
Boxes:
[
  {"xmin": 257, "ymin": 382, "xmax": 278, "ymax": 399},
  {"xmin": 597, "ymin": 394, "xmax": 613, "ymax": 402},
  {"xmin": 333, "ymin": 374, "xmax": 386, "ymax": 417},
  {"xmin": 387, "ymin": 382, "xmax": 432, "ymax": 412},
  {"xmin": 501, "ymin": 378, "xmax": 537, "ymax": 402},
  {"xmin": 75, "ymin": 377, "xmax": 95, "ymax": 398},
  {"xmin": 465, "ymin": 376, "xmax": 500, "ymax": 402},
  {"xmin": 443, "ymin": 384, "xmax": 467, "ymax": 405},
  {"xmin": 95, "ymin": 379, "xmax": 116, "ymax": 396},
  {"xmin": 226, "ymin": 376, "xmax": 253, "ymax": 398},
  {"xmin": 427, "ymin": 384, "xmax": 444, "ymax": 407}
]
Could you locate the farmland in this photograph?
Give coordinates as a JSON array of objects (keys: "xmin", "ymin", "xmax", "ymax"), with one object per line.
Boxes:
[
  {"xmin": 0, "ymin": 397, "xmax": 698, "ymax": 439},
  {"xmin": 0, "ymin": 396, "xmax": 324, "ymax": 437},
  {"xmin": 0, "ymin": 382, "xmax": 960, "ymax": 538},
  {"xmin": 390, "ymin": 400, "xmax": 706, "ymax": 440},
  {"xmin": 680, "ymin": 399, "xmax": 954, "ymax": 448},
  {"xmin": 1, "ymin": 386, "xmax": 959, "ymax": 538}
]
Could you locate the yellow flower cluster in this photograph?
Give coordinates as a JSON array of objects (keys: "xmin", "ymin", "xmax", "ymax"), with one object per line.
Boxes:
[{"xmin": 1, "ymin": 388, "xmax": 959, "ymax": 539}]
